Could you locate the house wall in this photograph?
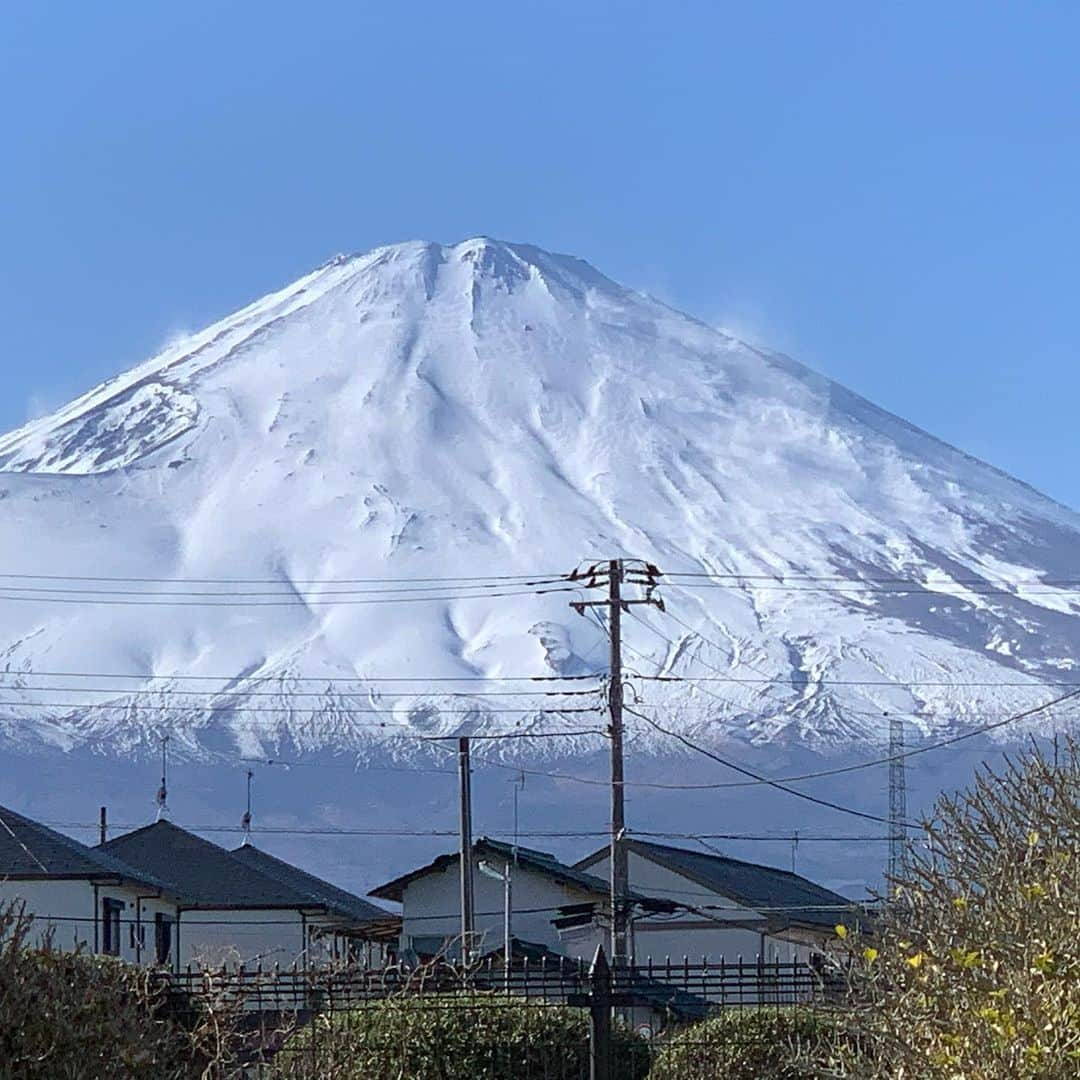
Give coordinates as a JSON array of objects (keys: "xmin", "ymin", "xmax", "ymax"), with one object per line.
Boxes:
[
  {"xmin": 176, "ymin": 909, "xmax": 308, "ymax": 969},
  {"xmin": 0, "ymin": 879, "xmax": 174, "ymax": 966},
  {"xmin": 399, "ymin": 860, "xmax": 596, "ymax": 959},
  {"xmin": 584, "ymin": 851, "xmax": 815, "ymax": 964}
]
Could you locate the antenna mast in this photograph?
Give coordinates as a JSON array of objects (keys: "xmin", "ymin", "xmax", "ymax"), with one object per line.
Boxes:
[
  {"xmin": 241, "ymin": 769, "xmax": 254, "ymax": 845},
  {"xmin": 155, "ymin": 734, "xmax": 170, "ymax": 821}
]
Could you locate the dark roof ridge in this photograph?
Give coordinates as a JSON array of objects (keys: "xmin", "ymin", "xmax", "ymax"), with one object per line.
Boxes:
[
  {"xmin": 228, "ymin": 843, "xmax": 390, "ymax": 924},
  {"xmin": 370, "ymin": 837, "xmax": 649, "ymax": 905},
  {"xmin": 0, "ymin": 803, "xmax": 167, "ymax": 889},
  {"xmin": 101, "ymin": 819, "xmax": 323, "ymax": 909}
]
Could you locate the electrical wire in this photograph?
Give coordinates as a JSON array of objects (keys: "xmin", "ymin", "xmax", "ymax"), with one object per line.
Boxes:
[
  {"xmin": 0, "ymin": 670, "xmax": 604, "ymax": 683},
  {"xmin": 666, "ymin": 570, "xmax": 1080, "ymax": 587},
  {"xmin": 0, "ymin": 683, "xmax": 601, "ymax": 699},
  {"xmin": 0, "ymin": 584, "xmax": 580, "ymax": 608},
  {"xmin": 0, "ymin": 702, "xmax": 598, "ymax": 716},
  {"xmin": 623, "ymin": 704, "xmax": 910, "ymax": 829},
  {"xmin": 0, "ymin": 570, "xmax": 571, "ymax": 585},
  {"xmin": 0, "ymin": 578, "xmax": 574, "ymax": 596}
]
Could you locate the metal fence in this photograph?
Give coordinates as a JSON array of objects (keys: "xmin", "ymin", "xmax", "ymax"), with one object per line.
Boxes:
[{"xmin": 160, "ymin": 951, "xmax": 844, "ymax": 1079}]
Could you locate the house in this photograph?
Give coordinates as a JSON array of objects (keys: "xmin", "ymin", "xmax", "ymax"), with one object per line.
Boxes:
[
  {"xmin": 0, "ymin": 803, "xmax": 175, "ymax": 964},
  {"xmin": 100, "ymin": 820, "xmax": 394, "ymax": 969},
  {"xmin": 572, "ymin": 839, "xmax": 862, "ymax": 966},
  {"xmin": 369, "ymin": 836, "xmax": 673, "ymax": 962},
  {"xmin": 229, "ymin": 842, "xmax": 397, "ymax": 966}
]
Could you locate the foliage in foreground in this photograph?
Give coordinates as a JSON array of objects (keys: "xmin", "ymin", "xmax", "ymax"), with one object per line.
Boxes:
[
  {"xmin": 835, "ymin": 738, "xmax": 1080, "ymax": 1078},
  {"xmin": 272, "ymin": 993, "xmax": 650, "ymax": 1080},
  {"xmin": 0, "ymin": 904, "xmax": 188, "ymax": 1079},
  {"xmin": 0, "ymin": 901, "xmax": 251, "ymax": 1079},
  {"xmin": 648, "ymin": 1008, "xmax": 853, "ymax": 1080}
]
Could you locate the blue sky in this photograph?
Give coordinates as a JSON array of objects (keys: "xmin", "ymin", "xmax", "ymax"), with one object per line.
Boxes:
[{"xmin": 3, "ymin": 2, "xmax": 1078, "ymax": 504}]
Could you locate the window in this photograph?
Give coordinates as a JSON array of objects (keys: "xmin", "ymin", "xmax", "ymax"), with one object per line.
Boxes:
[
  {"xmin": 101, "ymin": 898, "xmax": 124, "ymax": 956},
  {"xmin": 154, "ymin": 913, "xmax": 174, "ymax": 965}
]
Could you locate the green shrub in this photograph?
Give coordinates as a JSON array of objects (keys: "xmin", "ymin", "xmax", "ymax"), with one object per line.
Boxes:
[
  {"xmin": 648, "ymin": 1008, "xmax": 849, "ymax": 1080},
  {"xmin": 0, "ymin": 904, "xmax": 198, "ymax": 1079},
  {"xmin": 273, "ymin": 993, "xmax": 650, "ymax": 1080}
]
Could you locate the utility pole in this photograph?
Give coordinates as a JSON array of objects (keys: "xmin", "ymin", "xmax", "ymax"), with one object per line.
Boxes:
[
  {"xmin": 458, "ymin": 736, "xmax": 475, "ymax": 962},
  {"xmin": 98, "ymin": 806, "xmax": 107, "ymax": 846},
  {"xmin": 570, "ymin": 559, "xmax": 663, "ymax": 968},
  {"xmin": 888, "ymin": 715, "xmax": 908, "ymax": 885},
  {"xmin": 606, "ymin": 560, "xmax": 629, "ymax": 968}
]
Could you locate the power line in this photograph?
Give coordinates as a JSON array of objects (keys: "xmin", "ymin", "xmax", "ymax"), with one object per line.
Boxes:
[
  {"xmin": 0, "ymin": 702, "xmax": 598, "ymax": 716},
  {"xmin": 666, "ymin": 570, "xmax": 1080, "ymax": 587},
  {"xmin": 0, "ymin": 578, "xmax": 569, "ymax": 599},
  {"xmin": 0, "ymin": 570, "xmax": 570, "ymax": 585},
  {"xmin": 0, "ymin": 719, "xmax": 609, "ymax": 743},
  {"xmin": 0, "ymin": 584, "xmax": 581, "ymax": 608},
  {"xmin": 642, "ymin": 675, "xmax": 1080, "ymax": 688},
  {"xmin": 620, "ymin": 688, "xmax": 1080, "ymax": 787},
  {"xmin": 0, "ymin": 683, "xmax": 601, "ymax": 699},
  {"xmin": 637, "ymin": 607, "xmax": 1075, "ymax": 689},
  {"xmin": 665, "ymin": 575, "xmax": 1080, "ymax": 597},
  {"xmin": 623, "ymin": 704, "xmax": 910, "ymax": 829},
  {"xmin": 0, "ymin": 670, "xmax": 604, "ymax": 683},
  {"xmin": 42, "ymin": 816, "xmax": 890, "ymax": 846}
]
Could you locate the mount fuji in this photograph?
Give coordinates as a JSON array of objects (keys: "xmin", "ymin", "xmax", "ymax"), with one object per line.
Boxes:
[{"xmin": 1, "ymin": 238, "xmax": 1078, "ymax": 894}]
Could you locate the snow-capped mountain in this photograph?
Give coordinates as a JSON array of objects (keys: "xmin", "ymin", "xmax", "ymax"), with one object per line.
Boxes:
[{"xmin": 2, "ymin": 237, "xmax": 1079, "ymax": 766}]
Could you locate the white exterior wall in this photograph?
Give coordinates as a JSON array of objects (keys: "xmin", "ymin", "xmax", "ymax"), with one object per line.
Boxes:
[
  {"xmin": 0, "ymin": 879, "xmax": 177, "ymax": 966},
  {"xmin": 399, "ymin": 860, "xmax": 598, "ymax": 958},
  {"xmin": 585, "ymin": 851, "xmax": 815, "ymax": 965},
  {"xmin": 0, "ymin": 882, "xmax": 367, "ymax": 973},
  {"xmin": 176, "ymin": 909, "xmax": 309, "ymax": 969}
]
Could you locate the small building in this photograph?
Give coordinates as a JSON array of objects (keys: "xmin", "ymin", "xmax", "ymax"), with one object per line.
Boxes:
[
  {"xmin": 0, "ymin": 803, "xmax": 175, "ymax": 964},
  {"xmin": 100, "ymin": 820, "xmax": 394, "ymax": 970},
  {"xmin": 572, "ymin": 839, "xmax": 861, "ymax": 965},
  {"xmin": 230, "ymin": 842, "xmax": 397, "ymax": 966},
  {"xmin": 369, "ymin": 836, "xmax": 672, "ymax": 962}
]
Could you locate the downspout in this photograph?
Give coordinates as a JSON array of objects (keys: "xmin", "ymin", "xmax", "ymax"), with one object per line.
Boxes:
[{"xmin": 92, "ymin": 882, "xmax": 100, "ymax": 953}]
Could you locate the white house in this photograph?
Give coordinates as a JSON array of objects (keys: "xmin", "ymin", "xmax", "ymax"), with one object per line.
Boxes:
[
  {"xmin": 572, "ymin": 839, "xmax": 861, "ymax": 966},
  {"xmin": 0, "ymin": 803, "xmax": 176, "ymax": 964},
  {"xmin": 100, "ymin": 820, "xmax": 394, "ymax": 970},
  {"xmin": 369, "ymin": 836, "xmax": 673, "ymax": 962}
]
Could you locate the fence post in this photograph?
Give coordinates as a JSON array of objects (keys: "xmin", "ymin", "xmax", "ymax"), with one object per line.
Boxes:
[{"xmin": 589, "ymin": 945, "xmax": 612, "ymax": 1080}]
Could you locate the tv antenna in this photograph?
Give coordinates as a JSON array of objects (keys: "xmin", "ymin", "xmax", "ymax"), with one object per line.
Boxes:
[
  {"xmin": 155, "ymin": 734, "xmax": 170, "ymax": 821},
  {"xmin": 240, "ymin": 769, "xmax": 254, "ymax": 845}
]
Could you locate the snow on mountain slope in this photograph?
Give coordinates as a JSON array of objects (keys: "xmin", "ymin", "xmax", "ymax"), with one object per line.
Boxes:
[{"xmin": 1, "ymin": 237, "xmax": 1079, "ymax": 761}]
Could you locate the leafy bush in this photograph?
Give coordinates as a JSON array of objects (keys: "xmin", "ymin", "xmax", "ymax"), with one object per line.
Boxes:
[
  {"xmin": 837, "ymin": 738, "xmax": 1080, "ymax": 1077},
  {"xmin": 272, "ymin": 993, "xmax": 650, "ymax": 1080},
  {"xmin": 0, "ymin": 902, "xmax": 199, "ymax": 1079},
  {"xmin": 648, "ymin": 1008, "xmax": 850, "ymax": 1080}
]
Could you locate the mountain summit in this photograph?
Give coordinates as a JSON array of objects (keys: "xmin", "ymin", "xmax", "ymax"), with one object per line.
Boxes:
[{"xmin": 1, "ymin": 238, "xmax": 1079, "ymax": 757}]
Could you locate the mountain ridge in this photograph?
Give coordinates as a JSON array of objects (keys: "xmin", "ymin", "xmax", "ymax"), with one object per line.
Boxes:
[{"xmin": 1, "ymin": 237, "xmax": 1079, "ymax": 764}]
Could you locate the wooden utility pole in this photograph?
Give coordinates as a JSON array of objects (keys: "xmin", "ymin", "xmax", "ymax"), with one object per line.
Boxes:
[
  {"xmin": 570, "ymin": 559, "xmax": 663, "ymax": 969},
  {"xmin": 607, "ymin": 559, "xmax": 629, "ymax": 967},
  {"xmin": 98, "ymin": 806, "xmax": 107, "ymax": 846},
  {"xmin": 458, "ymin": 736, "xmax": 475, "ymax": 961}
]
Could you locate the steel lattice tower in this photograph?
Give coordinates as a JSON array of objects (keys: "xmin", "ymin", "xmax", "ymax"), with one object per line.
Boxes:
[{"xmin": 888, "ymin": 715, "xmax": 908, "ymax": 884}]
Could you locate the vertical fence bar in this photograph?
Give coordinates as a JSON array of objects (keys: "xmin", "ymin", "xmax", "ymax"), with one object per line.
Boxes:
[{"xmin": 588, "ymin": 947, "xmax": 612, "ymax": 1080}]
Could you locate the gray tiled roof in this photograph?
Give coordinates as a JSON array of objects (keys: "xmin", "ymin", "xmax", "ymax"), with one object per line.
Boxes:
[
  {"xmin": 100, "ymin": 820, "xmax": 321, "ymax": 910},
  {"xmin": 0, "ymin": 804, "xmax": 164, "ymax": 888},
  {"xmin": 229, "ymin": 843, "xmax": 391, "ymax": 925},
  {"xmin": 369, "ymin": 836, "xmax": 658, "ymax": 906},
  {"xmin": 577, "ymin": 839, "xmax": 858, "ymax": 930}
]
